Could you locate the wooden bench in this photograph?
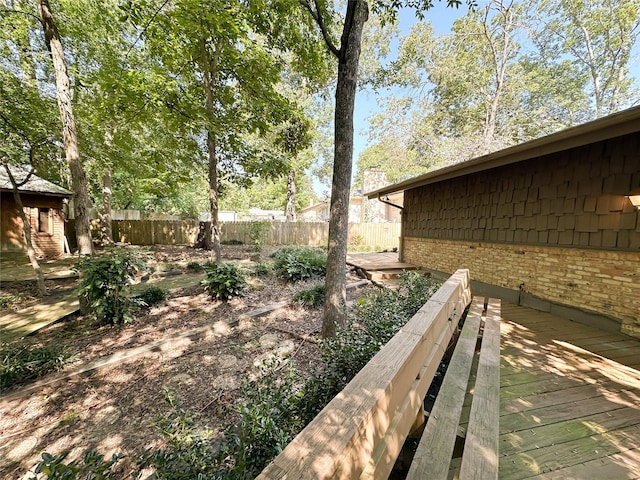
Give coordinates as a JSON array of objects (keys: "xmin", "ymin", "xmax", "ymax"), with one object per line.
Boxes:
[
  {"xmin": 257, "ymin": 269, "xmax": 501, "ymax": 480},
  {"xmin": 406, "ymin": 297, "xmax": 501, "ymax": 480}
]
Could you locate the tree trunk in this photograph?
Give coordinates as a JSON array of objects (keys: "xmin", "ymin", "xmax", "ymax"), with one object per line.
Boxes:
[
  {"xmin": 322, "ymin": 0, "xmax": 368, "ymax": 338},
  {"xmin": 195, "ymin": 221, "xmax": 213, "ymax": 249},
  {"xmin": 101, "ymin": 165, "xmax": 114, "ymax": 244},
  {"xmin": 207, "ymin": 131, "xmax": 222, "ymax": 262},
  {"xmin": 3, "ymin": 165, "xmax": 48, "ymax": 296},
  {"xmin": 37, "ymin": 0, "xmax": 93, "ymax": 256},
  {"xmin": 200, "ymin": 39, "xmax": 222, "ymax": 263},
  {"xmin": 286, "ymin": 169, "xmax": 297, "ymax": 222}
]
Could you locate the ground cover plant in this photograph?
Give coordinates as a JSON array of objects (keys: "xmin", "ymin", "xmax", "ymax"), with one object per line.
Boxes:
[
  {"xmin": 75, "ymin": 248, "xmax": 146, "ymax": 324},
  {"xmin": 271, "ymin": 246, "xmax": 327, "ymax": 282},
  {"xmin": 201, "ymin": 262, "xmax": 247, "ymax": 300},
  {"xmin": 292, "ymin": 283, "xmax": 325, "ymax": 307},
  {"xmin": 0, "ymin": 344, "xmax": 71, "ymax": 391},
  {"xmin": 133, "ymin": 286, "xmax": 169, "ymax": 309},
  {"xmin": 0, "ymin": 245, "xmax": 430, "ymax": 479}
]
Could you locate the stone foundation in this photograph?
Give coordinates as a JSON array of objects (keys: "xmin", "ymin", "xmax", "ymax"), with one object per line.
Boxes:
[{"xmin": 404, "ymin": 236, "xmax": 640, "ymax": 338}]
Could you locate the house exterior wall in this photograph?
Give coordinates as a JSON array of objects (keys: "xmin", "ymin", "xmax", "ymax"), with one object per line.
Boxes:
[
  {"xmin": 404, "ymin": 238, "xmax": 639, "ymax": 337},
  {"xmin": 402, "ymin": 132, "xmax": 640, "ymax": 338},
  {"xmin": 0, "ymin": 192, "xmax": 67, "ymax": 257}
]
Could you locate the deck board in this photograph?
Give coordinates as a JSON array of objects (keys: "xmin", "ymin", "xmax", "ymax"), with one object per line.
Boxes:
[
  {"xmin": 500, "ymin": 303, "xmax": 640, "ymax": 479},
  {"xmin": 336, "ymin": 254, "xmax": 640, "ymax": 478}
]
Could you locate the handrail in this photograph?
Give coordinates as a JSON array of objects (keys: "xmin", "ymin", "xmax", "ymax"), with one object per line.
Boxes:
[{"xmin": 257, "ymin": 269, "xmax": 472, "ymax": 480}]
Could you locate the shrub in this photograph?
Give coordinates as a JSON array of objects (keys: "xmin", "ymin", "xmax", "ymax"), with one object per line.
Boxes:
[
  {"xmin": 34, "ymin": 450, "xmax": 123, "ymax": 479},
  {"xmin": 248, "ymin": 221, "xmax": 269, "ymax": 252},
  {"xmin": 253, "ymin": 262, "xmax": 274, "ymax": 277},
  {"xmin": 138, "ymin": 389, "xmax": 219, "ymax": 480},
  {"xmin": 141, "ymin": 363, "xmax": 304, "ymax": 479},
  {"xmin": 1, "ymin": 345, "xmax": 71, "ymax": 391},
  {"xmin": 222, "ymin": 360, "xmax": 304, "ymax": 477},
  {"xmin": 186, "ymin": 261, "xmax": 204, "ymax": 272},
  {"xmin": 293, "ymin": 284, "xmax": 325, "ymax": 308},
  {"xmin": 76, "ymin": 248, "xmax": 146, "ymax": 324},
  {"xmin": 271, "ymin": 246, "xmax": 327, "ymax": 282},
  {"xmin": 134, "ymin": 286, "xmax": 168, "ymax": 308},
  {"xmin": 300, "ymin": 272, "xmax": 441, "ymax": 421},
  {"xmin": 202, "ymin": 262, "xmax": 246, "ymax": 300},
  {"xmin": 221, "ymin": 239, "xmax": 243, "ymax": 245}
]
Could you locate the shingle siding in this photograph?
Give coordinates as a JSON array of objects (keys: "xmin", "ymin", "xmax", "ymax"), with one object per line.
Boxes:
[
  {"xmin": 402, "ymin": 132, "xmax": 640, "ymax": 338},
  {"xmin": 403, "ymin": 134, "xmax": 640, "ymax": 250}
]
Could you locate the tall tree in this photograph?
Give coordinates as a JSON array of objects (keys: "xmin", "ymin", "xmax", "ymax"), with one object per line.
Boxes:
[
  {"xmin": 129, "ymin": 0, "xmax": 328, "ymax": 262},
  {"xmin": 535, "ymin": 0, "xmax": 640, "ymax": 118},
  {"xmin": 300, "ymin": 0, "xmax": 369, "ymax": 338},
  {"xmin": 302, "ymin": 0, "xmax": 469, "ymax": 337},
  {"xmin": 37, "ymin": 0, "xmax": 93, "ymax": 255}
]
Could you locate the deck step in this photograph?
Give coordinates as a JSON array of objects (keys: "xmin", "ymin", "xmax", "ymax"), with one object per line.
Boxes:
[{"xmin": 367, "ymin": 268, "xmax": 416, "ymax": 280}]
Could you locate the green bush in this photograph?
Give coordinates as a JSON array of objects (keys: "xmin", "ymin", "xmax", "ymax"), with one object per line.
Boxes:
[
  {"xmin": 249, "ymin": 221, "xmax": 269, "ymax": 252},
  {"xmin": 253, "ymin": 262, "xmax": 274, "ymax": 277},
  {"xmin": 221, "ymin": 239, "xmax": 243, "ymax": 245},
  {"xmin": 138, "ymin": 389, "xmax": 219, "ymax": 480},
  {"xmin": 141, "ymin": 363, "xmax": 304, "ymax": 479},
  {"xmin": 271, "ymin": 246, "xmax": 327, "ymax": 282},
  {"xmin": 186, "ymin": 261, "xmax": 204, "ymax": 272},
  {"xmin": 1, "ymin": 345, "xmax": 71, "ymax": 391},
  {"xmin": 134, "ymin": 286, "xmax": 168, "ymax": 308},
  {"xmin": 223, "ymin": 361, "xmax": 304, "ymax": 477},
  {"xmin": 201, "ymin": 262, "xmax": 246, "ymax": 300},
  {"xmin": 34, "ymin": 450, "xmax": 123, "ymax": 479},
  {"xmin": 76, "ymin": 248, "xmax": 146, "ymax": 324},
  {"xmin": 293, "ymin": 284, "xmax": 325, "ymax": 308},
  {"xmin": 300, "ymin": 271, "xmax": 441, "ymax": 421}
]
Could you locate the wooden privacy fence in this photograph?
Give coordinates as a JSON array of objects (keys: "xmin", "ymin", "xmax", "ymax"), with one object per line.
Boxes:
[
  {"xmin": 112, "ymin": 220, "xmax": 199, "ymax": 246},
  {"xmin": 257, "ymin": 269, "xmax": 472, "ymax": 480},
  {"xmin": 222, "ymin": 222, "xmax": 400, "ymax": 249},
  {"xmin": 105, "ymin": 221, "xmax": 400, "ymax": 248}
]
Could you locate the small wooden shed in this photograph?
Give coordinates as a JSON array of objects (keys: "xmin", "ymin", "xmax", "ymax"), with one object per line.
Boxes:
[
  {"xmin": 0, "ymin": 166, "xmax": 72, "ymax": 257},
  {"xmin": 366, "ymin": 106, "xmax": 640, "ymax": 339}
]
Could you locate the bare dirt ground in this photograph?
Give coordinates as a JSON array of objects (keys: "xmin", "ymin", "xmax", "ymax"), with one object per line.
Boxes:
[{"xmin": 0, "ymin": 245, "xmax": 373, "ymax": 479}]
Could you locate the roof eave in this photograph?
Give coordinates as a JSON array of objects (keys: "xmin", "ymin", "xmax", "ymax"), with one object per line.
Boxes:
[
  {"xmin": 0, "ymin": 188, "xmax": 72, "ymax": 197},
  {"xmin": 366, "ymin": 106, "xmax": 640, "ymax": 199}
]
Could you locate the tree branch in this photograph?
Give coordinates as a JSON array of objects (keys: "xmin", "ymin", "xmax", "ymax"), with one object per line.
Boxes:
[
  {"xmin": 299, "ymin": 0, "xmax": 340, "ymax": 57},
  {"xmin": 124, "ymin": 0, "xmax": 172, "ymax": 58},
  {"xmin": 0, "ymin": 8, "xmax": 43, "ymax": 26}
]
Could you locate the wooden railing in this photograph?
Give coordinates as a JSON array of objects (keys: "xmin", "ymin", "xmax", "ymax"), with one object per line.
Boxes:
[{"xmin": 257, "ymin": 269, "xmax": 472, "ymax": 480}]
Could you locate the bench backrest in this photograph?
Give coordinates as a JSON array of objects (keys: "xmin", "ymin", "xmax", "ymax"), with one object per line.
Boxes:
[{"xmin": 257, "ymin": 269, "xmax": 472, "ymax": 480}]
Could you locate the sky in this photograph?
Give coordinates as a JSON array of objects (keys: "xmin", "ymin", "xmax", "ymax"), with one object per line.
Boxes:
[
  {"xmin": 313, "ymin": 3, "xmax": 473, "ymax": 196},
  {"xmin": 314, "ymin": 0, "xmax": 640, "ymax": 197},
  {"xmin": 355, "ymin": 4, "xmax": 473, "ymax": 150}
]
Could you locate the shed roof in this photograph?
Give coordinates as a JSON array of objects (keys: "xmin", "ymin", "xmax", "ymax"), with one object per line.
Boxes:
[
  {"xmin": 0, "ymin": 165, "xmax": 72, "ymax": 197},
  {"xmin": 366, "ymin": 106, "xmax": 640, "ymax": 199}
]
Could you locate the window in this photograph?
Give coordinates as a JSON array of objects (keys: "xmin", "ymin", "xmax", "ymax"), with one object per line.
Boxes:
[{"xmin": 38, "ymin": 208, "xmax": 50, "ymax": 233}]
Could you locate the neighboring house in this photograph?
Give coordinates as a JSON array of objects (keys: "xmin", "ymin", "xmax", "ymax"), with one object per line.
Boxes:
[
  {"xmin": 198, "ymin": 211, "xmax": 238, "ymax": 223},
  {"xmin": 244, "ymin": 208, "xmax": 286, "ymax": 222},
  {"xmin": 0, "ymin": 166, "xmax": 72, "ymax": 257},
  {"xmin": 366, "ymin": 107, "xmax": 640, "ymax": 339},
  {"xmin": 300, "ymin": 192, "xmax": 403, "ymax": 223}
]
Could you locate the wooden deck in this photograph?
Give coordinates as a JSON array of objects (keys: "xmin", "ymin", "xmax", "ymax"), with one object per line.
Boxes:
[
  {"xmin": 346, "ymin": 252, "xmax": 417, "ymax": 287},
  {"xmin": 345, "ymin": 253, "xmax": 640, "ymax": 478},
  {"xmin": 499, "ymin": 302, "xmax": 640, "ymax": 479}
]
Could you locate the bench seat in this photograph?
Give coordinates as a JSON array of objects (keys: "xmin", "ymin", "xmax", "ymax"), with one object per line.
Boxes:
[{"xmin": 406, "ymin": 297, "xmax": 501, "ymax": 480}]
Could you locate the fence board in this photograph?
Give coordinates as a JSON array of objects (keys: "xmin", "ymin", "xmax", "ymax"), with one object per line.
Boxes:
[{"xmin": 81, "ymin": 221, "xmax": 399, "ymax": 249}]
